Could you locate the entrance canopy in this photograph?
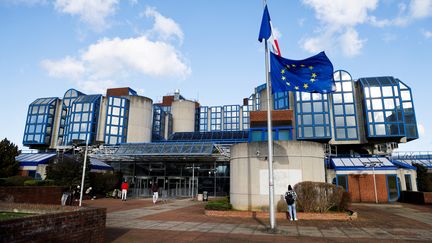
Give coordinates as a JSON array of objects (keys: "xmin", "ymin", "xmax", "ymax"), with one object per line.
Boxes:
[{"xmin": 92, "ymin": 142, "xmax": 230, "ymax": 162}]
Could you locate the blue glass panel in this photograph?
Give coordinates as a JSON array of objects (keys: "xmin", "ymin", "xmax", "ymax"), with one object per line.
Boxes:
[
  {"xmin": 23, "ymin": 97, "xmax": 58, "ymax": 146},
  {"xmin": 105, "ymin": 97, "xmax": 130, "ymax": 145}
]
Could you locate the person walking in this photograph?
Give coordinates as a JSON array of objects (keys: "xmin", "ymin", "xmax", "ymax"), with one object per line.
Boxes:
[
  {"xmin": 284, "ymin": 185, "xmax": 298, "ymax": 221},
  {"xmin": 152, "ymin": 182, "xmax": 159, "ymax": 204},
  {"xmin": 121, "ymin": 180, "xmax": 129, "ymax": 201}
]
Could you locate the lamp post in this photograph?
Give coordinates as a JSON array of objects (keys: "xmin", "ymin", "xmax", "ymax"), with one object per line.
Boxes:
[
  {"xmin": 366, "ymin": 162, "xmax": 381, "ymax": 204},
  {"xmin": 78, "ymin": 138, "xmax": 89, "ymax": 207}
]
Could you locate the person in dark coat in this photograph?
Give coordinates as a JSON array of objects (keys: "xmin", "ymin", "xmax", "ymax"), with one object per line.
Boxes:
[{"xmin": 284, "ymin": 185, "xmax": 298, "ymax": 221}]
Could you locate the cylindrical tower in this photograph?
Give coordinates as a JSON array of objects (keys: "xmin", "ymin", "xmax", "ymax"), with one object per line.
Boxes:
[
  {"xmin": 171, "ymin": 100, "xmax": 196, "ymax": 133},
  {"xmin": 127, "ymin": 96, "xmax": 153, "ymax": 142}
]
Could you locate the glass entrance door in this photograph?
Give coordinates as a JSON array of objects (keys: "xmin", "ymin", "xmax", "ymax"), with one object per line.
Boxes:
[
  {"xmin": 386, "ymin": 175, "xmax": 400, "ymax": 202},
  {"xmin": 136, "ymin": 176, "xmax": 150, "ymax": 197}
]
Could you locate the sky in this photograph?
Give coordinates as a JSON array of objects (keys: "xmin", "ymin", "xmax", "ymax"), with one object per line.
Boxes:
[{"xmin": 0, "ymin": 0, "xmax": 431, "ymax": 152}]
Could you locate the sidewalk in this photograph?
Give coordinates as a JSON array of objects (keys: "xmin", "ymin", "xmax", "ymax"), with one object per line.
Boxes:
[{"xmin": 84, "ymin": 198, "xmax": 432, "ymax": 242}]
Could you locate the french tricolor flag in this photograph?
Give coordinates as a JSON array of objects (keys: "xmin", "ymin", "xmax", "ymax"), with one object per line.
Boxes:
[{"xmin": 258, "ymin": 5, "xmax": 281, "ymax": 56}]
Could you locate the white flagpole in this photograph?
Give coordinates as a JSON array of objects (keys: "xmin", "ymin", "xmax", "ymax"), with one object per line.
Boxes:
[{"xmin": 264, "ymin": 36, "xmax": 276, "ymax": 230}]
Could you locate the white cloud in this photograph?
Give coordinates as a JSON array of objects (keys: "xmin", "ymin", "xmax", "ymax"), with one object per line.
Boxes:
[
  {"xmin": 40, "ymin": 56, "xmax": 85, "ymax": 80},
  {"xmin": 418, "ymin": 123, "xmax": 426, "ymax": 137},
  {"xmin": 143, "ymin": 6, "xmax": 184, "ymax": 42},
  {"xmin": 41, "ymin": 7, "xmax": 191, "ymax": 93},
  {"xmin": 422, "ymin": 29, "xmax": 432, "ymax": 38},
  {"xmin": 53, "ymin": 0, "xmax": 119, "ymax": 31},
  {"xmin": 301, "ymin": 0, "xmax": 377, "ymax": 57},
  {"xmin": 339, "ymin": 28, "xmax": 366, "ymax": 57},
  {"xmin": 410, "ymin": 0, "xmax": 432, "ymax": 18}
]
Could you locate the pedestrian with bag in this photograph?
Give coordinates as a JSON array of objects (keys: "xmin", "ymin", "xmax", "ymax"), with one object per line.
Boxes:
[{"xmin": 284, "ymin": 185, "xmax": 298, "ymax": 221}]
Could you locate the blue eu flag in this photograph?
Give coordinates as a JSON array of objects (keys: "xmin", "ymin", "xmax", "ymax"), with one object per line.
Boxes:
[
  {"xmin": 258, "ymin": 5, "xmax": 271, "ymax": 42},
  {"xmin": 270, "ymin": 51, "xmax": 335, "ymax": 94}
]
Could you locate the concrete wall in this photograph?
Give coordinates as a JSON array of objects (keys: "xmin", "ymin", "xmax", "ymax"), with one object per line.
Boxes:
[
  {"xmin": 230, "ymin": 140, "xmax": 325, "ymax": 211},
  {"xmin": 126, "ymin": 96, "xmax": 153, "ymax": 143},
  {"xmin": 50, "ymin": 99, "xmax": 63, "ymax": 149},
  {"xmin": 96, "ymin": 96, "xmax": 108, "ymax": 143},
  {"xmin": 397, "ymin": 169, "xmax": 418, "ymax": 191},
  {"xmin": 171, "ymin": 100, "xmax": 196, "ymax": 133}
]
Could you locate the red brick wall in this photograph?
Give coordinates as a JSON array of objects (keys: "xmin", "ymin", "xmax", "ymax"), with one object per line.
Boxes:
[
  {"xmin": 0, "ymin": 186, "xmax": 63, "ymax": 205},
  {"xmin": 0, "ymin": 204, "xmax": 105, "ymax": 243},
  {"xmin": 250, "ymin": 110, "xmax": 294, "ymax": 127},
  {"xmin": 348, "ymin": 175, "xmax": 389, "ymax": 203},
  {"xmin": 424, "ymin": 192, "xmax": 432, "ymax": 204}
]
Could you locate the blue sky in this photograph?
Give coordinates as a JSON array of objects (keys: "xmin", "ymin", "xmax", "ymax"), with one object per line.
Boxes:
[{"xmin": 0, "ymin": 0, "xmax": 431, "ymax": 151}]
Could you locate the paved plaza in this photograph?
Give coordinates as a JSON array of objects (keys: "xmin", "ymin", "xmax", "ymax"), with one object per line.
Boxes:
[{"xmin": 84, "ymin": 198, "xmax": 432, "ymax": 242}]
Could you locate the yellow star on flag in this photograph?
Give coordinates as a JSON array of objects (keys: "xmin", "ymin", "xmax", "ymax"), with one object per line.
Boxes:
[
  {"xmin": 291, "ymin": 64, "xmax": 296, "ymax": 68},
  {"xmin": 286, "ymin": 82, "xmax": 291, "ymax": 86},
  {"xmin": 281, "ymin": 69, "xmax": 285, "ymax": 74},
  {"xmin": 295, "ymin": 86, "xmax": 299, "ymax": 90},
  {"xmin": 309, "ymin": 66, "xmax": 314, "ymax": 70},
  {"xmin": 285, "ymin": 65, "xmax": 290, "ymax": 69},
  {"xmin": 303, "ymin": 83, "xmax": 309, "ymax": 89},
  {"xmin": 281, "ymin": 76, "xmax": 286, "ymax": 80},
  {"xmin": 310, "ymin": 78, "xmax": 316, "ymax": 83},
  {"xmin": 300, "ymin": 64, "xmax": 305, "ymax": 67},
  {"xmin": 311, "ymin": 73, "xmax": 317, "ymax": 78}
]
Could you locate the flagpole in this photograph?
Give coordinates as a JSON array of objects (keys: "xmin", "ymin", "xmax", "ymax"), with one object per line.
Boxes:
[{"xmin": 264, "ymin": 37, "xmax": 276, "ymax": 230}]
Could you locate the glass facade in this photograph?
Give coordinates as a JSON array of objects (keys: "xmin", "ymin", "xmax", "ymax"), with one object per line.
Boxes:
[
  {"xmin": 210, "ymin": 106, "xmax": 222, "ymax": 131},
  {"xmin": 23, "ymin": 98, "xmax": 58, "ymax": 145},
  {"xmin": 242, "ymin": 105, "xmax": 250, "ymax": 130},
  {"xmin": 152, "ymin": 105, "xmax": 166, "ymax": 141},
  {"xmin": 59, "ymin": 89, "xmax": 84, "ymax": 145},
  {"xmin": 65, "ymin": 95, "xmax": 102, "ymax": 145},
  {"xmin": 249, "ymin": 126, "xmax": 293, "ymax": 142},
  {"xmin": 198, "ymin": 106, "xmax": 209, "ymax": 132},
  {"xmin": 273, "ymin": 91, "xmax": 289, "ymax": 110},
  {"xmin": 332, "ymin": 70, "xmax": 359, "ymax": 140},
  {"xmin": 295, "ymin": 92, "xmax": 331, "ymax": 139},
  {"xmin": 360, "ymin": 77, "xmax": 405, "ymax": 137},
  {"xmin": 223, "ymin": 105, "xmax": 240, "ymax": 131},
  {"xmin": 398, "ymin": 80, "xmax": 418, "ymax": 140},
  {"xmin": 105, "ymin": 97, "xmax": 129, "ymax": 145}
]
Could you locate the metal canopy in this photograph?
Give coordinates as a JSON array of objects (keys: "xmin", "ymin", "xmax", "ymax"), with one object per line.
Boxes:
[
  {"xmin": 167, "ymin": 131, "xmax": 248, "ymax": 144},
  {"xmin": 330, "ymin": 157, "xmax": 397, "ymax": 170},
  {"xmin": 16, "ymin": 153, "xmax": 56, "ymax": 165},
  {"xmin": 91, "ymin": 142, "xmax": 229, "ymax": 162}
]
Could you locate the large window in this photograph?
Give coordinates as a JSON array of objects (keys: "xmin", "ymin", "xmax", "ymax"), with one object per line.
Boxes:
[
  {"xmin": 23, "ymin": 97, "xmax": 58, "ymax": 145},
  {"xmin": 65, "ymin": 95, "xmax": 101, "ymax": 145},
  {"xmin": 398, "ymin": 80, "xmax": 418, "ymax": 140},
  {"xmin": 198, "ymin": 106, "xmax": 209, "ymax": 132},
  {"xmin": 210, "ymin": 106, "xmax": 222, "ymax": 131},
  {"xmin": 249, "ymin": 126, "xmax": 293, "ymax": 142},
  {"xmin": 360, "ymin": 77, "xmax": 405, "ymax": 137},
  {"xmin": 331, "ymin": 70, "xmax": 358, "ymax": 140},
  {"xmin": 223, "ymin": 105, "xmax": 240, "ymax": 131},
  {"xmin": 273, "ymin": 91, "xmax": 289, "ymax": 110},
  {"xmin": 59, "ymin": 89, "xmax": 84, "ymax": 145},
  {"xmin": 105, "ymin": 97, "xmax": 129, "ymax": 145},
  {"xmin": 242, "ymin": 105, "xmax": 250, "ymax": 130},
  {"xmin": 295, "ymin": 92, "xmax": 331, "ymax": 139}
]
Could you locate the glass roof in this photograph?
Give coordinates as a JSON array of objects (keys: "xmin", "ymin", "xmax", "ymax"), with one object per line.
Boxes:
[
  {"xmin": 394, "ymin": 159, "xmax": 432, "ymax": 168},
  {"xmin": 168, "ymin": 131, "xmax": 248, "ymax": 143},
  {"xmin": 331, "ymin": 157, "xmax": 395, "ymax": 168},
  {"xmin": 16, "ymin": 153, "xmax": 56, "ymax": 163},
  {"xmin": 30, "ymin": 97, "xmax": 58, "ymax": 105},
  {"xmin": 114, "ymin": 142, "xmax": 215, "ymax": 156},
  {"xmin": 359, "ymin": 76, "xmax": 398, "ymax": 86},
  {"xmin": 74, "ymin": 94, "xmax": 102, "ymax": 103}
]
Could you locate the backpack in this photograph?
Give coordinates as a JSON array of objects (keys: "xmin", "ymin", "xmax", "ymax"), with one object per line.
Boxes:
[{"xmin": 285, "ymin": 192, "xmax": 295, "ymax": 205}]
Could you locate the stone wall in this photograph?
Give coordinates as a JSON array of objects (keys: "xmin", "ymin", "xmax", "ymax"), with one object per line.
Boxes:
[
  {"xmin": 0, "ymin": 203, "xmax": 106, "ymax": 243},
  {"xmin": 0, "ymin": 186, "xmax": 63, "ymax": 204}
]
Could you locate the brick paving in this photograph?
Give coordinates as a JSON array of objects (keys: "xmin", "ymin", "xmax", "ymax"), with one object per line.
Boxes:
[{"xmin": 84, "ymin": 198, "xmax": 432, "ymax": 242}]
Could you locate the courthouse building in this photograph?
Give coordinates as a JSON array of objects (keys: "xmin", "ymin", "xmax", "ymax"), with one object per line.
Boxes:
[{"xmin": 19, "ymin": 70, "xmax": 428, "ymax": 208}]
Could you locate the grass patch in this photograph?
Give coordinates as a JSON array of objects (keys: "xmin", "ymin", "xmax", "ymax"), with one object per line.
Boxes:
[
  {"xmin": 0, "ymin": 212, "xmax": 35, "ymax": 221},
  {"xmin": 205, "ymin": 197, "xmax": 232, "ymax": 211}
]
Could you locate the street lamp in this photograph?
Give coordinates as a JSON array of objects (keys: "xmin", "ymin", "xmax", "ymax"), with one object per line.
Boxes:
[
  {"xmin": 365, "ymin": 162, "xmax": 381, "ymax": 204},
  {"xmin": 73, "ymin": 138, "xmax": 89, "ymax": 207}
]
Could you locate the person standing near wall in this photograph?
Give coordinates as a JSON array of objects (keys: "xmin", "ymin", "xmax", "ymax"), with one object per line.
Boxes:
[
  {"xmin": 121, "ymin": 180, "xmax": 129, "ymax": 201},
  {"xmin": 284, "ymin": 185, "xmax": 298, "ymax": 221},
  {"xmin": 152, "ymin": 182, "xmax": 159, "ymax": 204}
]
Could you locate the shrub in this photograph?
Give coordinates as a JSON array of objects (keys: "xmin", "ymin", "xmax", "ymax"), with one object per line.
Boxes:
[
  {"xmin": 205, "ymin": 197, "xmax": 232, "ymax": 211},
  {"xmin": 23, "ymin": 179, "xmax": 56, "ymax": 186},
  {"xmin": 294, "ymin": 181, "xmax": 349, "ymax": 213},
  {"xmin": 89, "ymin": 172, "xmax": 121, "ymax": 196},
  {"xmin": 338, "ymin": 191, "xmax": 352, "ymax": 211},
  {"xmin": 2, "ymin": 176, "xmax": 33, "ymax": 186}
]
